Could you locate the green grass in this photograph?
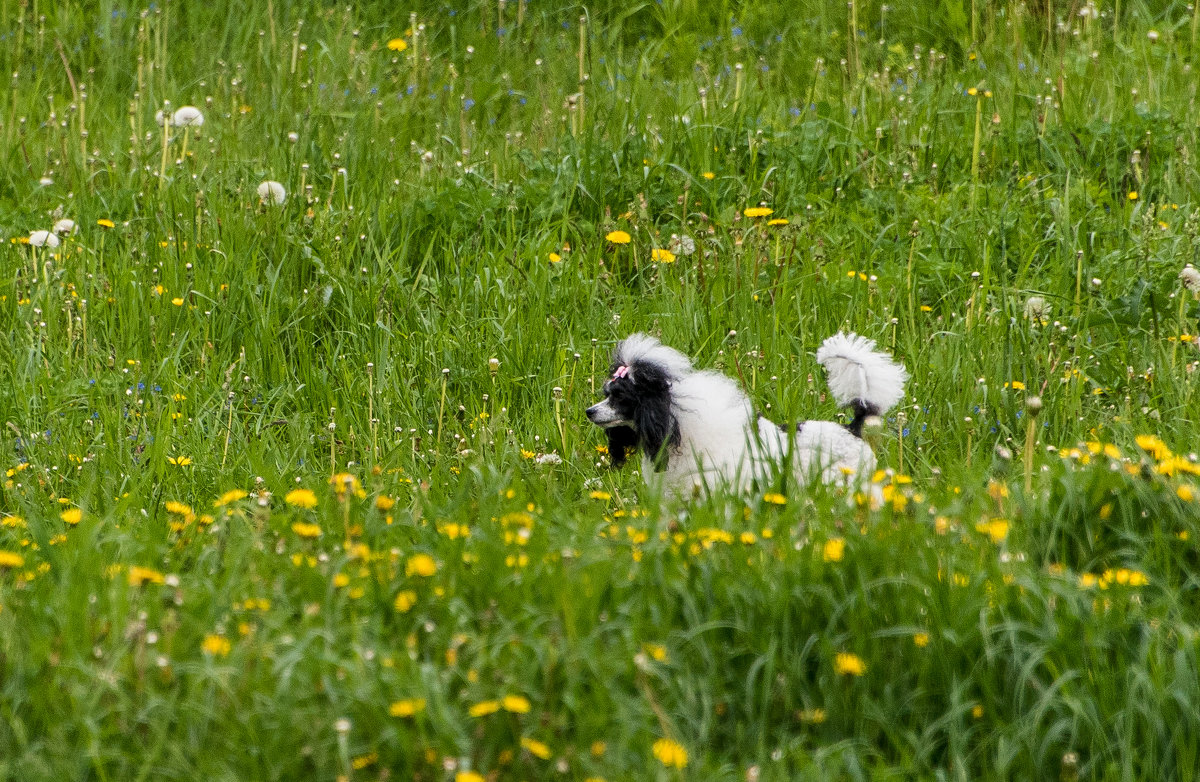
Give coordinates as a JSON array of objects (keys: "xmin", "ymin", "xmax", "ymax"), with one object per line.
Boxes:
[{"xmin": 2, "ymin": 0, "xmax": 1200, "ymax": 779}]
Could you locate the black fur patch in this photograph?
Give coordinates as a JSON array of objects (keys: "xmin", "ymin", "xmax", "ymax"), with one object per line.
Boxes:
[
  {"xmin": 597, "ymin": 360, "xmax": 680, "ymax": 472},
  {"xmin": 846, "ymin": 399, "xmax": 879, "ymax": 438}
]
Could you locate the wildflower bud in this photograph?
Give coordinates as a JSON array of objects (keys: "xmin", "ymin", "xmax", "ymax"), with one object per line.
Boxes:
[
  {"xmin": 1025, "ymin": 395, "xmax": 1043, "ymax": 417},
  {"xmin": 488, "ymin": 358, "xmax": 499, "ymax": 375},
  {"xmin": 861, "ymin": 415, "xmax": 884, "ymax": 436},
  {"xmin": 995, "ymin": 445, "xmax": 1012, "ymax": 461},
  {"xmin": 1061, "ymin": 752, "xmax": 1079, "ymax": 782},
  {"xmin": 552, "ymin": 386, "xmax": 563, "ymax": 400}
]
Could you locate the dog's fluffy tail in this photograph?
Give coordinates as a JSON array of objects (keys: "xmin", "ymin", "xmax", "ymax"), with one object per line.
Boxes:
[{"xmin": 816, "ymin": 333, "xmax": 908, "ymax": 435}]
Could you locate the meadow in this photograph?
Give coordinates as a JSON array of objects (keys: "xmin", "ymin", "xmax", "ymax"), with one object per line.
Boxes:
[{"xmin": 2, "ymin": 0, "xmax": 1200, "ymax": 779}]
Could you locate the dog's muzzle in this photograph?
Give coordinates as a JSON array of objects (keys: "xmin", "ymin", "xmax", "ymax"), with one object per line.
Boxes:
[{"xmin": 586, "ymin": 399, "xmax": 625, "ymax": 427}]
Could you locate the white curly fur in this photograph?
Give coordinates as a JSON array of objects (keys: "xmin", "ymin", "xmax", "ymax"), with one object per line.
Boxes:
[{"xmin": 596, "ymin": 332, "xmax": 907, "ymax": 498}]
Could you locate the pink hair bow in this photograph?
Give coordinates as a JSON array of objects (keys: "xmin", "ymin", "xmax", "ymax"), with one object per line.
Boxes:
[{"xmin": 612, "ymin": 365, "xmax": 630, "ymax": 379}]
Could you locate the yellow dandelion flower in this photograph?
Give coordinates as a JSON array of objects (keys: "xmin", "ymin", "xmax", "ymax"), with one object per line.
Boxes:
[
  {"xmin": 651, "ymin": 738, "xmax": 688, "ymax": 769},
  {"xmin": 375, "ymin": 494, "xmax": 396, "ymax": 511},
  {"xmin": 1004, "ymin": 380, "xmax": 1025, "ymax": 390},
  {"xmin": 0, "ymin": 550, "xmax": 26, "ymax": 568},
  {"xmin": 469, "ymin": 699, "xmax": 501, "ymax": 717},
  {"xmin": 972, "ymin": 704, "xmax": 984, "ymax": 719},
  {"xmin": 967, "ymin": 87, "xmax": 979, "ymax": 96},
  {"xmin": 127, "ymin": 566, "xmax": 165, "ymax": 586},
  {"xmin": 393, "ymin": 590, "xmax": 417, "ymax": 612},
  {"xmin": 589, "ymin": 490, "xmax": 611, "ymax": 501},
  {"xmin": 499, "ymin": 694, "xmax": 531, "ymax": 714},
  {"xmin": 291, "ymin": 521, "xmax": 322, "ymax": 539},
  {"xmin": 1178, "ymin": 485, "xmax": 1195, "ymax": 502},
  {"xmin": 201, "ymin": 634, "xmax": 231, "ymax": 657},
  {"xmin": 642, "ymin": 643, "xmax": 668, "ymax": 661},
  {"xmin": 549, "ymin": 252, "xmax": 562, "ymax": 263},
  {"xmin": 822, "ymin": 537, "xmax": 846, "ymax": 562},
  {"xmin": 651, "ymin": 248, "xmax": 676, "ymax": 263},
  {"xmin": 913, "ymin": 632, "xmax": 930, "ymax": 647},
  {"xmin": 1134, "ymin": 434, "xmax": 1172, "ymax": 461},
  {"xmin": 285, "ymin": 488, "xmax": 318, "ymax": 508},
  {"xmin": 834, "ymin": 652, "xmax": 867, "ymax": 676},
  {"xmin": 767, "ymin": 218, "xmax": 790, "ymax": 226},
  {"xmin": 605, "ymin": 230, "xmax": 631, "ymax": 244},
  {"xmin": 702, "ymin": 171, "xmax": 715, "ymax": 180},
  {"xmin": 1128, "ymin": 191, "xmax": 1139, "ymax": 201},
  {"xmin": 387, "ymin": 38, "xmax": 408, "ymax": 51},
  {"xmin": 744, "ymin": 207, "xmax": 774, "ymax": 218},
  {"xmin": 171, "ymin": 297, "xmax": 184, "ymax": 306},
  {"xmin": 389, "ymin": 698, "xmax": 426, "ymax": 717},
  {"xmin": 762, "ymin": 492, "xmax": 787, "ymax": 505},
  {"xmin": 975, "ymin": 518, "xmax": 1010, "ymax": 543},
  {"xmin": 214, "ymin": 489, "xmax": 248, "ymax": 507},
  {"xmin": 456, "ymin": 773, "xmax": 484, "ymax": 782},
  {"xmin": 329, "ymin": 472, "xmax": 365, "ymax": 497},
  {"xmin": 521, "ymin": 737, "xmax": 552, "ymax": 759},
  {"xmin": 60, "ymin": 508, "xmax": 82, "ymax": 525},
  {"xmin": 97, "ymin": 218, "xmax": 116, "ymax": 228},
  {"xmin": 406, "ymin": 553, "xmax": 437, "ymax": 577},
  {"xmin": 167, "ymin": 455, "xmax": 192, "ymax": 466}
]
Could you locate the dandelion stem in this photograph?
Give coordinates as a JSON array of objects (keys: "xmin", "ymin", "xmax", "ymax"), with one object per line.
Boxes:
[
  {"xmin": 577, "ymin": 14, "xmax": 587, "ymax": 130},
  {"xmin": 1023, "ymin": 415, "xmax": 1036, "ymax": 492},
  {"xmin": 158, "ymin": 111, "xmax": 170, "ymax": 189},
  {"xmin": 970, "ymin": 92, "xmax": 982, "ymax": 202},
  {"xmin": 436, "ymin": 370, "xmax": 448, "ymax": 450}
]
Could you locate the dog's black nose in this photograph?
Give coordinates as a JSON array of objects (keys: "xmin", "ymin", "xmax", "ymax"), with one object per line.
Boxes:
[{"xmin": 585, "ymin": 405, "xmax": 600, "ymax": 422}]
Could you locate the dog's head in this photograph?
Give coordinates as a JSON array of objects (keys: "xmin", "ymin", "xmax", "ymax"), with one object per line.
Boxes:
[{"xmin": 586, "ymin": 334, "xmax": 686, "ymax": 471}]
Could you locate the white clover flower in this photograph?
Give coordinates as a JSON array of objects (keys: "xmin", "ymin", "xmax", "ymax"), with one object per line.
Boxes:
[
  {"xmin": 38, "ymin": 176, "xmax": 54, "ymax": 187},
  {"xmin": 172, "ymin": 106, "xmax": 205, "ymax": 127},
  {"xmin": 28, "ymin": 229, "xmax": 60, "ymax": 248},
  {"xmin": 52, "ymin": 218, "xmax": 77, "ymax": 236},
  {"xmin": 1180, "ymin": 264, "xmax": 1200, "ymax": 294},
  {"xmin": 257, "ymin": 180, "xmax": 287, "ymax": 206}
]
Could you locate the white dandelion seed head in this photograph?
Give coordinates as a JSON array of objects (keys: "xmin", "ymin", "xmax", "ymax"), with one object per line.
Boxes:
[
  {"xmin": 28, "ymin": 229, "xmax": 60, "ymax": 248},
  {"xmin": 669, "ymin": 233, "xmax": 696, "ymax": 256},
  {"xmin": 52, "ymin": 218, "xmax": 77, "ymax": 236},
  {"xmin": 1180, "ymin": 264, "xmax": 1200, "ymax": 293},
  {"xmin": 172, "ymin": 106, "xmax": 205, "ymax": 127},
  {"xmin": 257, "ymin": 180, "xmax": 287, "ymax": 205},
  {"xmin": 1024, "ymin": 295, "xmax": 1050, "ymax": 322}
]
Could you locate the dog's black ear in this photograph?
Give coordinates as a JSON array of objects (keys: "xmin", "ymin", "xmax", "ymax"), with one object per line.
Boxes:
[
  {"xmin": 605, "ymin": 425, "xmax": 638, "ymax": 469},
  {"xmin": 630, "ymin": 364, "xmax": 680, "ymax": 473}
]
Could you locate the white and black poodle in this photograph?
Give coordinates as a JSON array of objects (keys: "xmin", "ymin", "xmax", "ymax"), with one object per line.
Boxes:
[{"xmin": 586, "ymin": 333, "xmax": 908, "ymax": 497}]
